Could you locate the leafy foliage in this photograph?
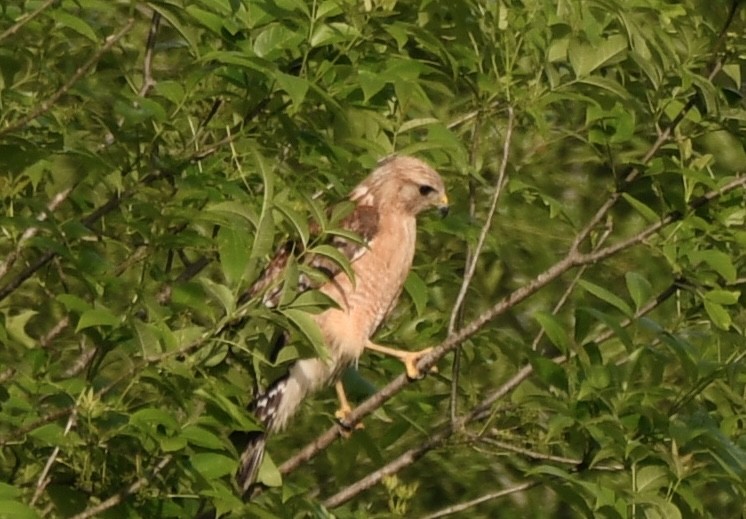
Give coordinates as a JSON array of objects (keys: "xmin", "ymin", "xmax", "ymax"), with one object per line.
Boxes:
[{"xmin": 1, "ymin": 0, "xmax": 746, "ymax": 517}]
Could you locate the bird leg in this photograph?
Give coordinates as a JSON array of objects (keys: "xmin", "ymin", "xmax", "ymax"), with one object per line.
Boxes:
[
  {"xmin": 334, "ymin": 381, "xmax": 363, "ymax": 432},
  {"xmin": 365, "ymin": 341, "xmax": 435, "ymax": 379}
]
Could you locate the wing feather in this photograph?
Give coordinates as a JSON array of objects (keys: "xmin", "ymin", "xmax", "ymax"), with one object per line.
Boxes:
[{"xmin": 239, "ymin": 203, "xmax": 379, "ymax": 308}]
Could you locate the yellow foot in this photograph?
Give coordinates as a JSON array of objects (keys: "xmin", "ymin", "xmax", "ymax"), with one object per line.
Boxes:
[
  {"xmin": 335, "ymin": 405, "xmax": 364, "ymax": 436},
  {"xmin": 403, "ymin": 347, "xmax": 436, "ymax": 380},
  {"xmin": 365, "ymin": 342, "xmax": 438, "ymax": 380}
]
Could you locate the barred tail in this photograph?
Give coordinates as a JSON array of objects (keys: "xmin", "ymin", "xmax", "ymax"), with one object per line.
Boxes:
[
  {"xmin": 237, "ymin": 358, "xmax": 332, "ymax": 496},
  {"xmin": 237, "ymin": 431, "xmax": 266, "ymax": 497}
]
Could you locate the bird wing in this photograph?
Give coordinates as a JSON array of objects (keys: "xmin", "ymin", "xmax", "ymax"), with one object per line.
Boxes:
[{"xmin": 240, "ymin": 203, "xmax": 380, "ymax": 308}]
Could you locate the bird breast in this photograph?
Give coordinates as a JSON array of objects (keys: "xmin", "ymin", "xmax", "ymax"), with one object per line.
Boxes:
[{"xmin": 315, "ymin": 215, "xmax": 417, "ymax": 364}]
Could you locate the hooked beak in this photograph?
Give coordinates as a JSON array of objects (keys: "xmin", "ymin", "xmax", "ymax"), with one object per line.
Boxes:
[{"xmin": 437, "ymin": 194, "xmax": 449, "ymax": 218}]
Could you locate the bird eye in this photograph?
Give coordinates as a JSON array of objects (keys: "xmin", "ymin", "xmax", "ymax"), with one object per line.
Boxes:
[{"xmin": 419, "ymin": 185, "xmax": 435, "ymax": 196}]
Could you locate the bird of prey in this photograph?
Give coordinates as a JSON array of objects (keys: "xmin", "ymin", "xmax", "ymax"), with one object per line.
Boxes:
[{"xmin": 238, "ymin": 156, "xmax": 448, "ymax": 495}]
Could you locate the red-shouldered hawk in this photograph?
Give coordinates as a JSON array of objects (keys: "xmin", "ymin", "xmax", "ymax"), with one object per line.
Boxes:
[{"xmin": 238, "ymin": 156, "xmax": 448, "ymax": 495}]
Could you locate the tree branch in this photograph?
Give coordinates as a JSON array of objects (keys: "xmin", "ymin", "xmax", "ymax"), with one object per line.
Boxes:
[
  {"xmin": 0, "ymin": 0, "xmax": 57, "ymax": 43},
  {"xmin": 280, "ymin": 175, "xmax": 744, "ymax": 481},
  {"xmin": 30, "ymin": 410, "xmax": 77, "ymax": 505},
  {"xmin": 138, "ymin": 11, "xmax": 161, "ymax": 97},
  {"xmin": 0, "ymin": 18, "xmax": 135, "ymax": 137},
  {"xmin": 0, "ymin": 187, "xmax": 72, "ymax": 281},
  {"xmin": 69, "ymin": 455, "xmax": 172, "ymax": 519},
  {"xmin": 449, "ymin": 106, "xmax": 514, "ymax": 423},
  {"xmin": 420, "ymin": 481, "xmax": 538, "ymax": 519}
]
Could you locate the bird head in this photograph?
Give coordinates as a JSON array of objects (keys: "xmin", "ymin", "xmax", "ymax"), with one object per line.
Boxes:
[{"xmin": 350, "ymin": 156, "xmax": 449, "ymax": 217}]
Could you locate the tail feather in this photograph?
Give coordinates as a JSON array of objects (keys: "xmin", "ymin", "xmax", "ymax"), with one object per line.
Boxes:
[
  {"xmin": 237, "ymin": 358, "xmax": 328, "ymax": 497},
  {"xmin": 237, "ymin": 373, "xmax": 290, "ymax": 495},
  {"xmin": 237, "ymin": 431, "xmax": 266, "ymax": 497}
]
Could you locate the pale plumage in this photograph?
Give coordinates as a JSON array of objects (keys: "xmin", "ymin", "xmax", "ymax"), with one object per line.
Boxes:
[{"xmin": 238, "ymin": 156, "xmax": 448, "ymax": 495}]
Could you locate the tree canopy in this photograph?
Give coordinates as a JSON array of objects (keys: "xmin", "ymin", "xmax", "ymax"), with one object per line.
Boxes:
[{"xmin": 1, "ymin": 0, "xmax": 746, "ymax": 517}]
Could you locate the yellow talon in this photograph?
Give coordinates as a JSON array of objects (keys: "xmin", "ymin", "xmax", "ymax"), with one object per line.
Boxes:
[
  {"xmin": 366, "ymin": 342, "xmax": 436, "ymax": 379},
  {"xmin": 335, "ymin": 382, "xmax": 364, "ymax": 433}
]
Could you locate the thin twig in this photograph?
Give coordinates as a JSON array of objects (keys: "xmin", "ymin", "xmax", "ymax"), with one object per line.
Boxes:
[
  {"xmin": 568, "ymin": 59, "xmax": 725, "ymax": 256},
  {"xmin": 0, "ymin": 19, "xmax": 135, "ymax": 137},
  {"xmin": 448, "ymin": 107, "xmax": 514, "ymax": 335},
  {"xmin": 322, "ymin": 426, "xmax": 451, "ymax": 508},
  {"xmin": 69, "ymin": 455, "xmax": 172, "ymax": 519},
  {"xmin": 138, "ymin": 12, "xmax": 161, "ymax": 97},
  {"xmin": 0, "ymin": 169, "xmax": 169, "ymax": 303},
  {"xmin": 0, "ymin": 0, "xmax": 57, "ymax": 43},
  {"xmin": 449, "ymin": 107, "xmax": 512, "ymax": 424},
  {"xmin": 30, "ymin": 410, "xmax": 77, "ymax": 505},
  {"xmin": 420, "ymin": 481, "xmax": 538, "ymax": 519},
  {"xmin": 531, "ymin": 222, "xmax": 612, "ymax": 351},
  {"xmin": 0, "ymin": 187, "xmax": 73, "ymax": 281},
  {"xmin": 39, "ymin": 246, "xmax": 148, "ymax": 349}
]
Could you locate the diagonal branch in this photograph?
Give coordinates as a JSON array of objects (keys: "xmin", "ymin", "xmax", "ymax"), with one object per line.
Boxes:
[
  {"xmin": 320, "ymin": 276, "xmax": 684, "ymax": 508},
  {"xmin": 0, "ymin": 0, "xmax": 57, "ymax": 43},
  {"xmin": 69, "ymin": 455, "xmax": 173, "ymax": 519},
  {"xmin": 279, "ymin": 175, "xmax": 745, "ymax": 479},
  {"xmin": 0, "ymin": 187, "xmax": 72, "ymax": 281},
  {"xmin": 420, "ymin": 481, "xmax": 538, "ymax": 519},
  {"xmin": 0, "ymin": 19, "xmax": 135, "ymax": 137}
]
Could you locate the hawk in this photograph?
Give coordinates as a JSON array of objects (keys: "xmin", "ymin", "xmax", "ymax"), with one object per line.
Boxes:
[{"xmin": 238, "ymin": 156, "xmax": 448, "ymax": 495}]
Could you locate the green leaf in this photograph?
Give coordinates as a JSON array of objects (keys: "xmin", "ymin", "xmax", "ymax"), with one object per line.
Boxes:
[
  {"xmin": 56, "ymin": 294, "xmax": 91, "ymax": 314},
  {"xmin": 688, "ymin": 250, "xmax": 737, "ymax": 283},
  {"xmin": 274, "ymin": 200, "xmax": 310, "ymax": 247},
  {"xmin": 75, "ymin": 307, "xmax": 119, "ymax": 332},
  {"xmin": 625, "ymin": 272, "xmax": 652, "ymax": 311},
  {"xmin": 148, "ymin": 2, "xmax": 200, "ymax": 54},
  {"xmin": 529, "ymin": 356, "xmax": 568, "ymax": 392},
  {"xmin": 310, "ymin": 22, "xmax": 360, "ymax": 47},
  {"xmin": 29, "ymin": 423, "xmax": 67, "ymax": 446},
  {"xmin": 703, "ymin": 289, "xmax": 740, "ymax": 305},
  {"xmin": 578, "ymin": 280, "xmax": 633, "ymax": 317},
  {"xmin": 0, "ymin": 500, "xmax": 42, "ymax": 519},
  {"xmin": 577, "ymin": 76, "xmax": 630, "ymax": 99},
  {"xmin": 308, "ymin": 244, "xmax": 355, "ymax": 284},
  {"xmin": 621, "ymin": 193, "xmax": 659, "ymax": 223},
  {"xmin": 5, "ymin": 309, "xmax": 37, "ymax": 347},
  {"xmin": 703, "ymin": 300, "xmax": 731, "ymax": 330},
  {"xmin": 359, "ymin": 69, "xmax": 387, "ymax": 101},
  {"xmin": 281, "ymin": 308, "xmax": 328, "ymax": 359},
  {"xmin": 0, "ymin": 484, "xmax": 20, "ymax": 500},
  {"xmin": 186, "ymin": 6, "xmax": 225, "ymax": 35},
  {"xmin": 218, "ymin": 226, "xmax": 252, "ymax": 286},
  {"xmin": 195, "ymin": 390, "xmax": 260, "ymax": 431},
  {"xmin": 191, "ymin": 453, "xmax": 236, "ymax": 480},
  {"xmin": 569, "ymin": 34, "xmax": 627, "ymax": 77},
  {"xmin": 130, "ymin": 408, "xmax": 180, "ymax": 433},
  {"xmin": 51, "ymin": 11, "xmax": 98, "ymax": 42},
  {"xmin": 535, "ymin": 312, "xmax": 570, "ymax": 353},
  {"xmin": 635, "ymin": 465, "xmax": 668, "ymax": 492},
  {"xmin": 398, "ymin": 117, "xmax": 439, "ymax": 134},
  {"xmin": 579, "ymin": 307, "xmax": 632, "ymax": 350},
  {"xmin": 199, "ymin": 278, "xmax": 235, "ymax": 315},
  {"xmin": 403, "ymin": 271, "xmax": 428, "ymax": 316},
  {"xmin": 254, "ymin": 24, "xmax": 303, "ymax": 58},
  {"xmin": 275, "ymin": 72, "xmax": 309, "ymax": 107},
  {"xmin": 258, "ymin": 453, "xmax": 283, "ymax": 487},
  {"xmin": 134, "ymin": 320, "xmax": 163, "ymax": 358},
  {"xmin": 249, "ymin": 153, "xmax": 276, "ymax": 262}
]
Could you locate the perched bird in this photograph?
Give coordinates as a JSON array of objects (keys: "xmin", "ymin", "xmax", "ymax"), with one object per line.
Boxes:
[{"xmin": 238, "ymin": 156, "xmax": 448, "ymax": 496}]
